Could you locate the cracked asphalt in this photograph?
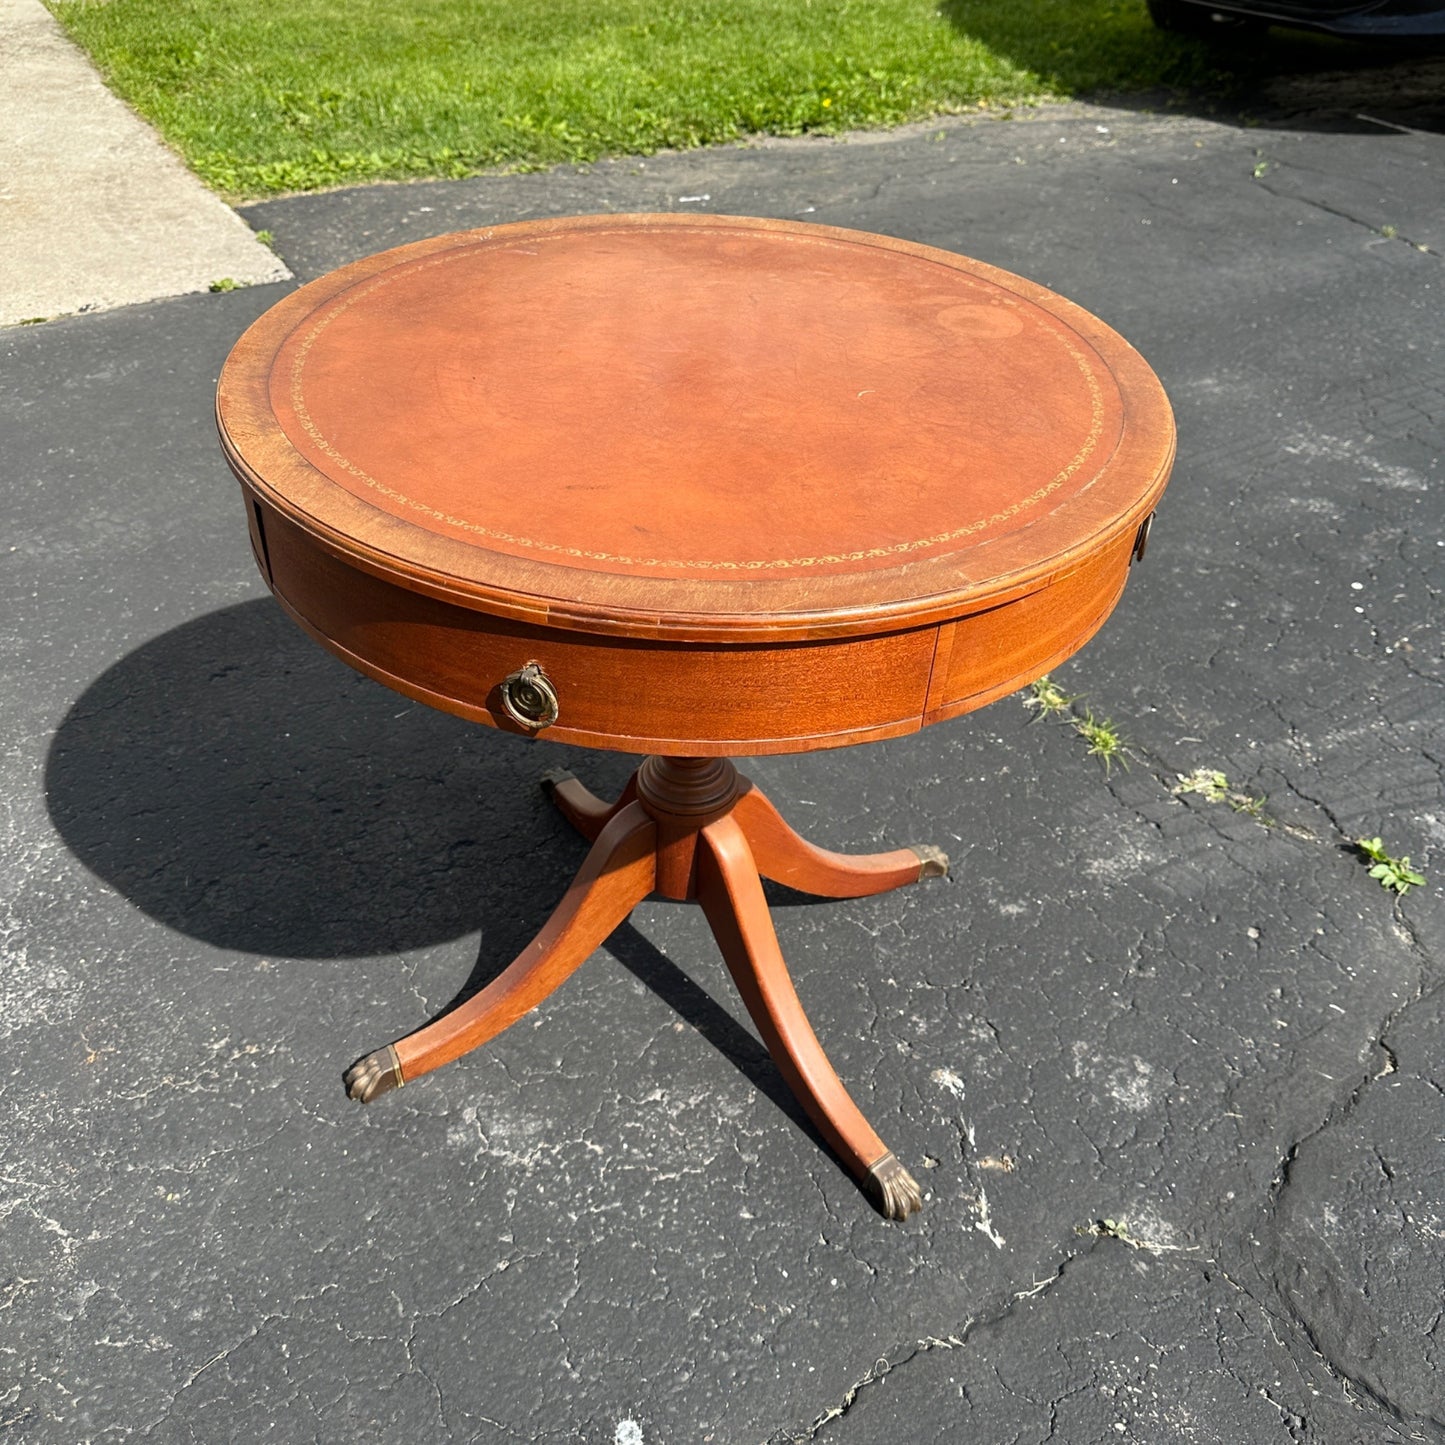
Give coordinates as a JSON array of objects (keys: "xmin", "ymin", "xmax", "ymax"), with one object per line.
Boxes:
[{"xmin": 3, "ymin": 55, "xmax": 1443, "ymax": 1445}]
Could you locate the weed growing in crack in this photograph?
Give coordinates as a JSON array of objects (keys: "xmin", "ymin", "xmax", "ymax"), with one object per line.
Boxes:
[
  {"xmin": 1095, "ymin": 1216, "xmax": 1134, "ymax": 1244},
  {"xmin": 1023, "ymin": 675, "xmax": 1077, "ymax": 720},
  {"xmin": 1174, "ymin": 767, "xmax": 1228, "ymax": 802},
  {"xmin": 208, "ymin": 277, "xmax": 240, "ymax": 292},
  {"xmin": 1076, "ymin": 709, "xmax": 1128, "ymax": 774},
  {"xmin": 1173, "ymin": 766, "xmax": 1271, "ymax": 823},
  {"xmin": 1229, "ymin": 792, "xmax": 1268, "ymax": 822},
  {"xmin": 1022, "ymin": 676, "xmax": 1128, "ymax": 773},
  {"xmin": 1355, "ymin": 836, "xmax": 1426, "ymax": 895},
  {"xmin": 1024, "ymin": 688, "xmax": 1422, "ymax": 909}
]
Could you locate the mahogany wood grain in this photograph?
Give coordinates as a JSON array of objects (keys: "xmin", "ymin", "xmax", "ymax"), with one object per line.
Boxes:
[
  {"xmin": 243, "ymin": 488, "xmax": 1153, "ymax": 756},
  {"xmin": 696, "ymin": 813, "xmax": 921, "ymax": 1218},
  {"xmin": 732, "ymin": 783, "xmax": 940, "ymax": 897},
  {"xmin": 374, "ymin": 803, "xmax": 654, "ymax": 1089},
  {"xmin": 342, "ymin": 756, "xmax": 937, "ymax": 1215},
  {"xmin": 249, "ymin": 493, "xmax": 943, "ymax": 755},
  {"xmin": 541, "ymin": 769, "xmax": 638, "ymax": 843}
]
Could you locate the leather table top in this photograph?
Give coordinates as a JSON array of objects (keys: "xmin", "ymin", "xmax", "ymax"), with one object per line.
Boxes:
[{"xmin": 217, "ymin": 214, "xmax": 1174, "ymax": 643}]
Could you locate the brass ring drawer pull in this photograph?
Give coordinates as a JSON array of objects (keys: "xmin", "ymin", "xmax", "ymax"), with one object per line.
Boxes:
[
  {"xmin": 1132, "ymin": 511, "xmax": 1155, "ymax": 564},
  {"xmin": 500, "ymin": 662, "xmax": 560, "ymax": 731}
]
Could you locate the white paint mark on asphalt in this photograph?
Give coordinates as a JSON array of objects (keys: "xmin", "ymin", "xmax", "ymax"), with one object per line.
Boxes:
[
  {"xmin": 1082, "ymin": 837, "xmax": 1165, "ymax": 884},
  {"xmin": 1282, "ymin": 432, "xmax": 1428, "ymax": 492},
  {"xmin": 975, "ymin": 1187, "xmax": 1006, "ymax": 1249},
  {"xmin": 1072, "ymin": 1047, "xmax": 1159, "ymax": 1113}
]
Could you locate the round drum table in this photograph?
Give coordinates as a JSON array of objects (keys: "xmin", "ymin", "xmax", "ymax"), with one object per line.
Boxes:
[{"xmin": 217, "ymin": 214, "xmax": 1174, "ymax": 1219}]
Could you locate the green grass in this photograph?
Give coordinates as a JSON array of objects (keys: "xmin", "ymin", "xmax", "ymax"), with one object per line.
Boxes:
[{"xmin": 45, "ymin": 0, "xmax": 1234, "ymax": 199}]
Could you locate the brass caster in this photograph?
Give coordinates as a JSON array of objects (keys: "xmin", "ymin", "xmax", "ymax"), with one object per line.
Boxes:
[
  {"xmin": 344, "ymin": 1045, "xmax": 403, "ymax": 1103},
  {"xmin": 864, "ymin": 1151, "xmax": 923, "ymax": 1220},
  {"xmin": 909, "ymin": 844, "xmax": 950, "ymax": 879}
]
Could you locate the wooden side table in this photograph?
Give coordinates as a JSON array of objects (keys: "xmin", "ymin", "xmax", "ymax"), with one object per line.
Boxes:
[{"xmin": 217, "ymin": 214, "xmax": 1174, "ymax": 1218}]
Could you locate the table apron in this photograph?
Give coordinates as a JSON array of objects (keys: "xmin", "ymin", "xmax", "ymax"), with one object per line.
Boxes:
[{"xmin": 245, "ymin": 490, "xmax": 1136, "ymax": 757}]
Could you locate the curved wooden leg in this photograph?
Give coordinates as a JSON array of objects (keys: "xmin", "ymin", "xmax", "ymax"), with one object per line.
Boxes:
[
  {"xmin": 541, "ymin": 767, "xmax": 639, "ymax": 843},
  {"xmin": 732, "ymin": 780, "xmax": 948, "ymax": 899},
  {"xmin": 695, "ymin": 813, "xmax": 922, "ymax": 1220},
  {"xmin": 345, "ymin": 802, "xmax": 657, "ymax": 1101}
]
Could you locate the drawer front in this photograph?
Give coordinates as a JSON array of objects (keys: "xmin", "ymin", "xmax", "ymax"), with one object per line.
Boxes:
[
  {"xmin": 250, "ymin": 496, "xmax": 937, "ymax": 756},
  {"xmin": 925, "ymin": 531, "xmax": 1136, "ymax": 725}
]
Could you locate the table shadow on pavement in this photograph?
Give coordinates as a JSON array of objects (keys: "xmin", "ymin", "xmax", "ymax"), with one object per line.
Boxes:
[{"xmin": 42, "ymin": 595, "xmax": 819, "ymax": 1138}]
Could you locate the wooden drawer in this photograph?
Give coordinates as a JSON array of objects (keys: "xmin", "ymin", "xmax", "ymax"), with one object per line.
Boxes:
[{"xmin": 252, "ymin": 496, "xmax": 939, "ymax": 757}]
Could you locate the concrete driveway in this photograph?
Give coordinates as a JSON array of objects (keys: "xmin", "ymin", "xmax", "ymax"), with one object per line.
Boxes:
[{"xmin": 2, "ymin": 56, "xmax": 1443, "ymax": 1444}]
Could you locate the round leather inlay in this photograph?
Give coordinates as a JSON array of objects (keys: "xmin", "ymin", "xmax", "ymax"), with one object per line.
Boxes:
[{"xmin": 269, "ymin": 223, "xmax": 1116, "ymax": 580}]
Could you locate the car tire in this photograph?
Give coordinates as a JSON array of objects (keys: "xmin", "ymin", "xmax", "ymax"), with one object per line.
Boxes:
[{"xmin": 1145, "ymin": 0, "xmax": 1262, "ymax": 36}]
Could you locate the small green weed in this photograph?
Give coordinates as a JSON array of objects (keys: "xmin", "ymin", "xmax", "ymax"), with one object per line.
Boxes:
[
  {"xmin": 1175, "ymin": 767, "xmax": 1229, "ymax": 802},
  {"xmin": 1024, "ymin": 675, "xmax": 1077, "ymax": 720},
  {"xmin": 1355, "ymin": 836, "xmax": 1426, "ymax": 895},
  {"xmin": 1077, "ymin": 710, "xmax": 1128, "ymax": 774},
  {"xmin": 1251, "ymin": 158, "xmax": 1268, "ymax": 178},
  {"xmin": 1174, "ymin": 767, "xmax": 1269, "ymax": 822},
  {"xmin": 208, "ymin": 277, "xmax": 239, "ymax": 292},
  {"xmin": 254, "ymin": 229, "xmax": 274, "ymax": 248},
  {"xmin": 1023, "ymin": 676, "xmax": 1128, "ymax": 773},
  {"xmin": 19, "ymin": 316, "xmax": 48, "ymax": 326},
  {"xmin": 1379, "ymin": 223, "xmax": 1398, "ymax": 240}
]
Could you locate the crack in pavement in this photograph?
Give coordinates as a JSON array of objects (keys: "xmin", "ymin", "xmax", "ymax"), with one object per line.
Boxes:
[
  {"xmin": 764, "ymin": 1256, "xmax": 1072, "ymax": 1442},
  {"xmin": 1248, "ymin": 913, "xmax": 1444, "ymax": 1441},
  {"xmin": 1251, "ymin": 169, "xmax": 1441, "ymax": 259}
]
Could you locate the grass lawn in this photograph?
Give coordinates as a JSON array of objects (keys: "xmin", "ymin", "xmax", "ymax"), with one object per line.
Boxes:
[{"xmin": 48, "ymin": 0, "xmax": 1236, "ymax": 199}]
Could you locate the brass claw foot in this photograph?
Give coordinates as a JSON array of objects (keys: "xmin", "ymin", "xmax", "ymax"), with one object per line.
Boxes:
[
  {"xmin": 864, "ymin": 1152, "xmax": 923, "ymax": 1221},
  {"xmin": 344, "ymin": 1045, "xmax": 403, "ymax": 1103},
  {"xmin": 908, "ymin": 844, "xmax": 950, "ymax": 879}
]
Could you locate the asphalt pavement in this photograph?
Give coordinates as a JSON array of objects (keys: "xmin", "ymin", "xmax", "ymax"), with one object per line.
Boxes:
[{"xmin": 2, "ymin": 57, "xmax": 1444, "ymax": 1445}]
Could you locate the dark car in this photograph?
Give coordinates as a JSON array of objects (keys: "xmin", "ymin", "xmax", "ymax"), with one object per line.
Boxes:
[{"xmin": 1147, "ymin": 0, "xmax": 1445, "ymax": 36}]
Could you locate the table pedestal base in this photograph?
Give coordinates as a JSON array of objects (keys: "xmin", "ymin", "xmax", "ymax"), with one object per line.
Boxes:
[{"xmin": 343, "ymin": 757, "xmax": 947, "ymax": 1220}]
